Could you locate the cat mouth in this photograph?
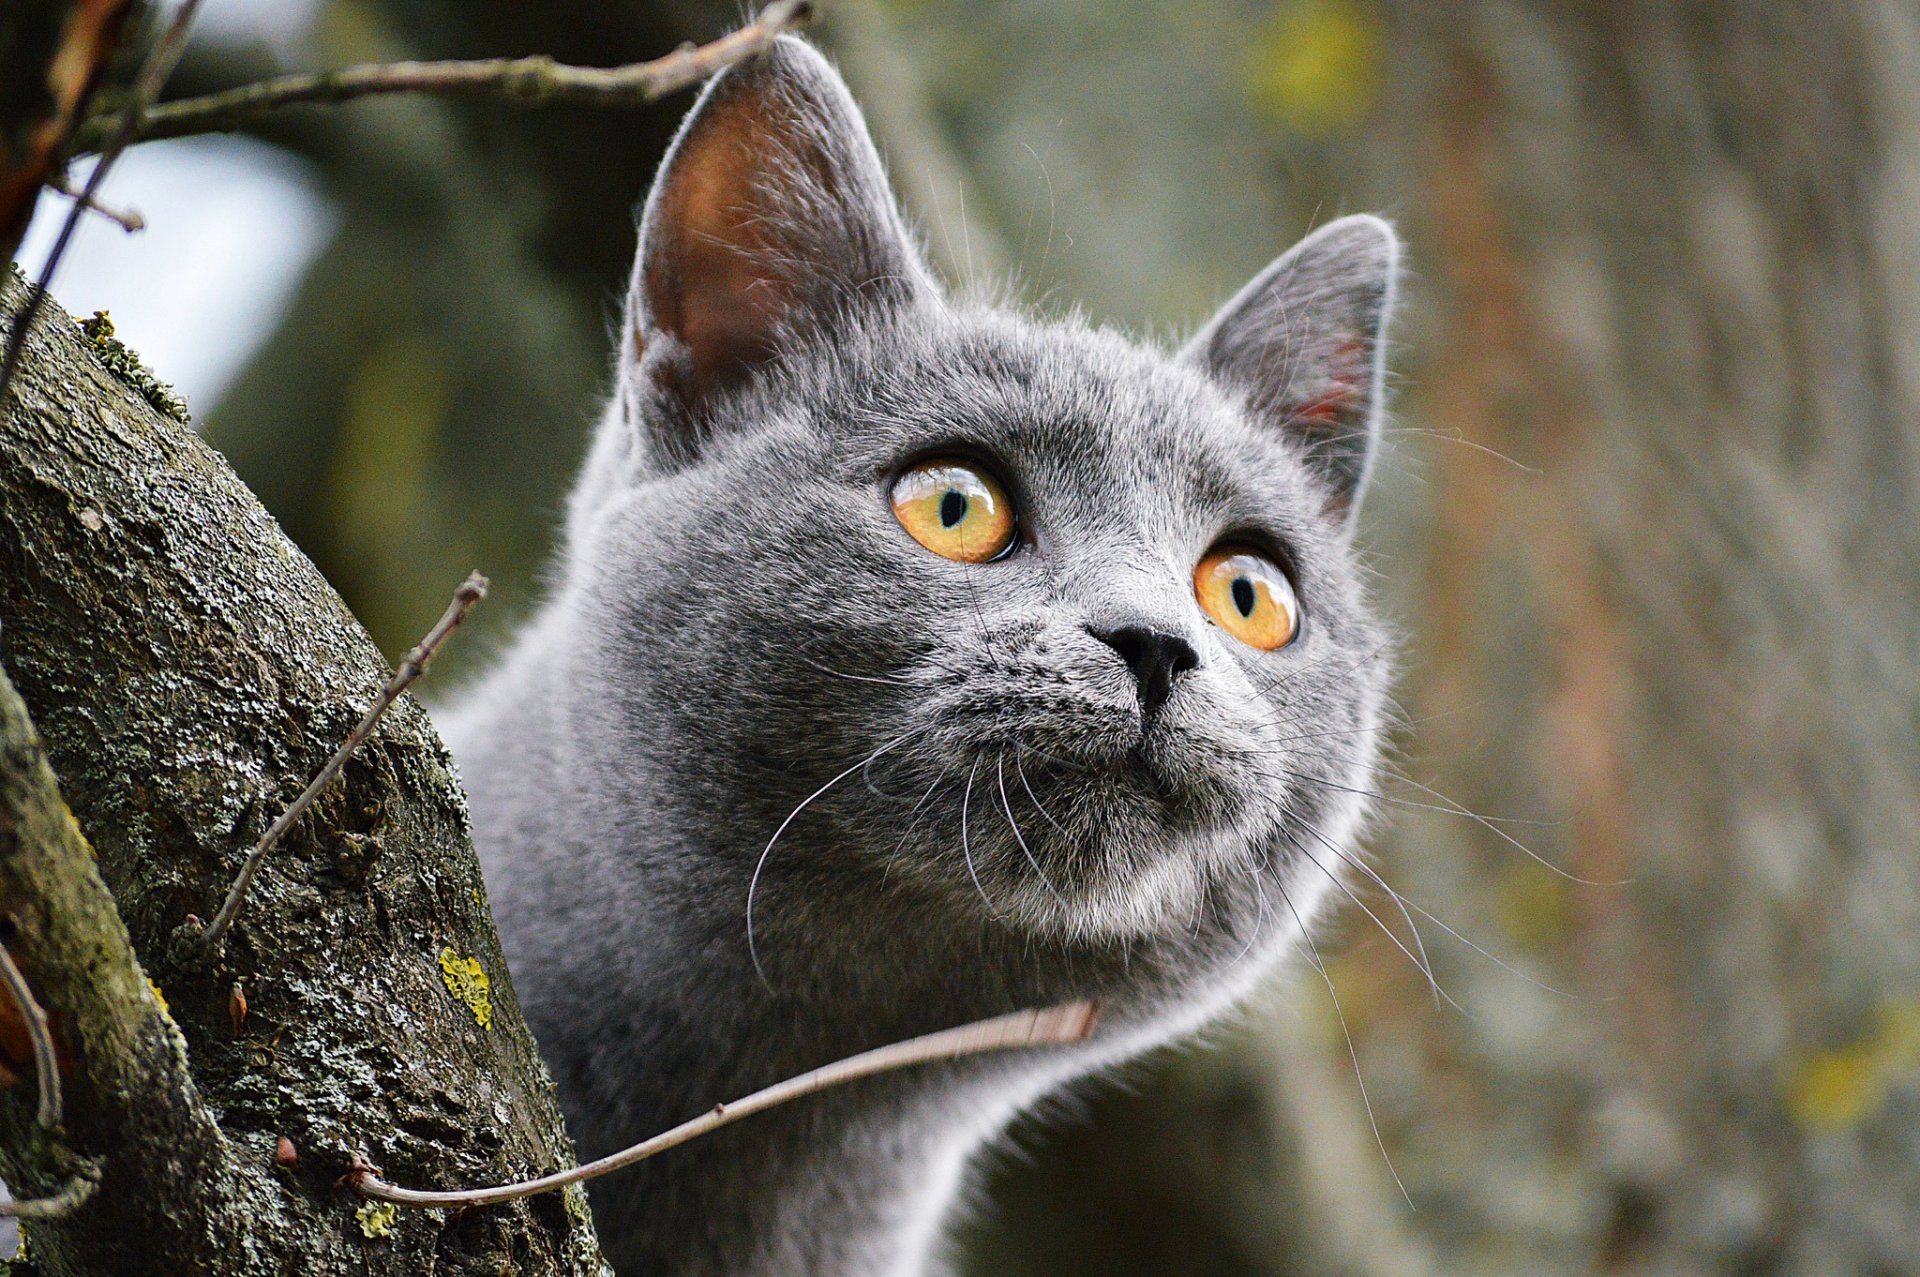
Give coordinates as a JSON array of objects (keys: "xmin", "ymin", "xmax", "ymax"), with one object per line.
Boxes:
[
  {"xmin": 999, "ymin": 730, "xmax": 1240, "ymax": 835},
  {"xmin": 1126, "ymin": 744, "xmax": 1172, "ymax": 792},
  {"xmin": 909, "ymin": 687, "xmax": 1251, "ymax": 836},
  {"xmin": 1081, "ymin": 743, "xmax": 1180, "ymax": 806}
]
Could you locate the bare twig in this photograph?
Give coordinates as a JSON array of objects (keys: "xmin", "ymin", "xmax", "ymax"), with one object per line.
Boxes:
[
  {"xmin": 0, "ymin": 1169, "xmax": 99, "ymax": 1219},
  {"xmin": 201, "ymin": 572, "xmax": 488, "ymax": 953},
  {"xmin": 73, "ymin": 0, "xmax": 815, "ymax": 154},
  {"xmin": 352, "ymin": 1000, "xmax": 1100, "ymax": 1209},
  {"xmin": 46, "ymin": 175, "xmax": 145, "ymax": 233},
  {"xmin": 0, "ymin": 0, "xmax": 206, "ymax": 412},
  {"xmin": 0, "ymin": 942, "xmax": 60, "ymax": 1129}
]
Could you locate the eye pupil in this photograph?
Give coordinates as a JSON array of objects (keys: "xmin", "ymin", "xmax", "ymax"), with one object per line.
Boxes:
[
  {"xmin": 1195, "ymin": 545, "xmax": 1298, "ymax": 652},
  {"xmin": 1231, "ymin": 577, "xmax": 1256, "ymax": 618},
  {"xmin": 892, "ymin": 460, "xmax": 1015, "ymax": 564}
]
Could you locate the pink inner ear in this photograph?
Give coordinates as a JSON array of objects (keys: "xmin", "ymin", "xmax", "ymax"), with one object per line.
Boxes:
[
  {"xmin": 674, "ymin": 234, "xmax": 789, "ymax": 381},
  {"xmin": 1284, "ymin": 335, "xmax": 1371, "ymax": 428},
  {"xmin": 642, "ymin": 90, "xmax": 802, "ymax": 399},
  {"xmin": 1288, "ymin": 384, "xmax": 1357, "ymax": 428}
]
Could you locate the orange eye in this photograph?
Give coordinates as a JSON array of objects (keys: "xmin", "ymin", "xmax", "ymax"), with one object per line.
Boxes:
[
  {"xmin": 890, "ymin": 460, "xmax": 1016, "ymax": 563},
  {"xmin": 1194, "ymin": 546, "xmax": 1299, "ymax": 651}
]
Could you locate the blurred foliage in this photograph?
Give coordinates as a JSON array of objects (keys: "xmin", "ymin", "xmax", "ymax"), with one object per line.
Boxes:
[
  {"xmin": 1244, "ymin": 0, "xmax": 1382, "ymax": 137},
  {"xmin": 1785, "ymin": 999, "xmax": 1920, "ymax": 1132}
]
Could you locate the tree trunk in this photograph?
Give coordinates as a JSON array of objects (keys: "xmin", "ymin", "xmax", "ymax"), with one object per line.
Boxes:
[{"xmin": 0, "ymin": 268, "xmax": 609, "ymax": 1273}]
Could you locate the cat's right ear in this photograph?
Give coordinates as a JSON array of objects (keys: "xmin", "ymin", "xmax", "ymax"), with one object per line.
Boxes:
[
  {"xmin": 1182, "ymin": 215, "xmax": 1400, "ymax": 525},
  {"xmin": 619, "ymin": 36, "xmax": 938, "ymax": 469}
]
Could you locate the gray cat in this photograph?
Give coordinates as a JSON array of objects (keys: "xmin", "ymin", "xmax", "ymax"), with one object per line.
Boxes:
[{"xmin": 443, "ymin": 34, "xmax": 1398, "ymax": 1277}]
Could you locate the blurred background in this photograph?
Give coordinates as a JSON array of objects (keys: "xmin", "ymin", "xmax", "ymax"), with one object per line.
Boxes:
[{"xmin": 22, "ymin": 1, "xmax": 1920, "ymax": 1272}]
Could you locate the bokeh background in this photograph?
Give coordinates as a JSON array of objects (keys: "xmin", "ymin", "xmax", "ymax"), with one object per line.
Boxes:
[{"xmin": 22, "ymin": 1, "xmax": 1920, "ymax": 1272}]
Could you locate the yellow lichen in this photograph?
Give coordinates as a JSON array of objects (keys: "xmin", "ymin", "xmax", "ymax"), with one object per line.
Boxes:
[
  {"xmin": 146, "ymin": 977, "xmax": 170, "ymax": 1017},
  {"xmin": 437, "ymin": 946, "xmax": 493, "ymax": 1030},
  {"xmin": 563, "ymin": 1182, "xmax": 594, "ymax": 1231},
  {"xmin": 355, "ymin": 1200, "xmax": 397, "ymax": 1239}
]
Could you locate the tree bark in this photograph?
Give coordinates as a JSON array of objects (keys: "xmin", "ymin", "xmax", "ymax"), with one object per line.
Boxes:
[{"xmin": 0, "ymin": 268, "xmax": 609, "ymax": 1273}]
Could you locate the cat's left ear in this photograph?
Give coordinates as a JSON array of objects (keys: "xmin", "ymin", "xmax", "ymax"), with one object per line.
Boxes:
[
  {"xmin": 1182, "ymin": 215, "xmax": 1401, "ymax": 523},
  {"xmin": 621, "ymin": 35, "xmax": 938, "ymax": 467}
]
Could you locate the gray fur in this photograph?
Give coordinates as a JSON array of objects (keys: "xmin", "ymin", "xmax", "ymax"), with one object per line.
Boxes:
[{"xmin": 444, "ymin": 36, "xmax": 1400, "ymax": 1277}]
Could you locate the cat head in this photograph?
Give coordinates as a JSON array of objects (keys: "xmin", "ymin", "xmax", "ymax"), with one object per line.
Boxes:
[{"xmin": 562, "ymin": 38, "xmax": 1397, "ymax": 990}]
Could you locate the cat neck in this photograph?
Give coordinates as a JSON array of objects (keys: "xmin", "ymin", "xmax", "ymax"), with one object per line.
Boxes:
[
  {"xmin": 532, "ymin": 969, "xmax": 1069, "ymax": 1277},
  {"xmin": 443, "ymin": 626, "xmax": 1096, "ymax": 1277}
]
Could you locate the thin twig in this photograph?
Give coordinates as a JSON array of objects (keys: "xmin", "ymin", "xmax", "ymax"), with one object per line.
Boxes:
[
  {"xmin": 201, "ymin": 572, "xmax": 488, "ymax": 953},
  {"xmin": 0, "ymin": 1169, "xmax": 98, "ymax": 1218},
  {"xmin": 0, "ymin": 0, "xmax": 206, "ymax": 412},
  {"xmin": 0, "ymin": 943, "xmax": 60, "ymax": 1129},
  {"xmin": 352, "ymin": 1000, "xmax": 1099, "ymax": 1209},
  {"xmin": 73, "ymin": 0, "xmax": 815, "ymax": 154},
  {"xmin": 46, "ymin": 176, "xmax": 145, "ymax": 233}
]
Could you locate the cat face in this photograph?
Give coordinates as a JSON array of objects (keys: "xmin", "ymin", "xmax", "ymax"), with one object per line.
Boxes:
[{"xmin": 562, "ymin": 39, "xmax": 1395, "ymax": 983}]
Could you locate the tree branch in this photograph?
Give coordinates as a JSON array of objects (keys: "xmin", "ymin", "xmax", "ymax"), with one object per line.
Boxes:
[
  {"xmin": 0, "ymin": 260, "xmax": 605, "ymax": 1272},
  {"xmin": 0, "ymin": 661, "xmax": 240, "ymax": 1267},
  {"xmin": 71, "ymin": 0, "xmax": 815, "ymax": 154},
  {"xmin": 199, "ymin": 571, "xmax": 487, "ymax": 953},
  {"xmin": 0, "ymin": 1169, "xmax": 97, "ymax": 1219},
  {"xmin": 45, "ymin": 173, "xmax": 143, "ymax": 231},
  {"xmin": 353, "ymin": 1001, "xmax": 1100, "ymax": 1209}
]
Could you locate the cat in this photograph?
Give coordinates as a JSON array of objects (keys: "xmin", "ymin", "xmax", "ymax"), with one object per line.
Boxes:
[{"xmin": 442, "ymin": 34, "xmax": 1398, "ymax": 1277}]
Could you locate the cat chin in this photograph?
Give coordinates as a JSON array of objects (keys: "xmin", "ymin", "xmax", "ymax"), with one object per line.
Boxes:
[
  {"xmin": 976, "ymin": 823, "xmax": 1261, "ymax": 945},
  {"xmin": 1018, "ymin": 840, "xmax": 1219, "ymax": 942}
]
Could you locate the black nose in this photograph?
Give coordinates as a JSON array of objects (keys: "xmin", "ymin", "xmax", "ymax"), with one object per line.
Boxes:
[{"xmin": 1090, "ymin": 624, "xmax": 1200, "ymax": 721}]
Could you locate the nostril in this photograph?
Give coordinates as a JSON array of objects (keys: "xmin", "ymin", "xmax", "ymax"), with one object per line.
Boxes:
[
  {"xmin": 1090, "ymin": 624, "xmax": 1200, "ymax": 720},
  {"xmin": 1105, "ymin": 627, "xmax": 1149, "ymax": 672}
]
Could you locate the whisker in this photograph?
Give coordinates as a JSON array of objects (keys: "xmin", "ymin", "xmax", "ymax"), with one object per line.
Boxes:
[
  {"xmin": 1275, "ymin": 878, "xmax": 1413, "ymax": 1209},
  {"xmin": 997, "ymin": 754, "xmax": 1064, "ymax": 908},
  {"xmin": 1278, "ymin": 825, "xmax": 1465, "ymax": 1016},
  {"xmin": 1221, "ymin": 722, "xmax": 1394, "ymax": 754},
  {"xmin": 1017, "ymin": 140, "xmax": 1056, "ymax": 289},
  {"xmin": 959, "ymin": 757, "xmax": 1001, "ymax": 917},
  {"xmin": 792, "ymin": 652, "xmax": 916, "ymax": 687},
  {"xmin": 1225, "ymin": 852, "xmax": 1276, "ymax": 967},
  {"xmin": 879, "ymin": 767, "xmax": 954, "ymax": 888},
  {"xmin": 747, "ymin": 728, "xmax": 920, "ymax": 989},
  {"xmin": 1248, "ymin": 641, "xmax": 1392, "ymax": 701},
  {"xmin": 1011, "ymin": 737, "xmax": 1090, "ymax": 774},
  {"xmin": 1233, "ymin": 701, "xmax": 1479, "ymax": 755},
  {"xmin": 1392, "ymin": 892, "xmax": 1587, "ymax": 1001},
  {"xmin": 1274, "ymin": 789, "xmax": 1586, "ymax": 1001},
  {"xmin": 1302, "ymin": 768, "xmax": 1625, "ymax": 887},
  {"xmin": 1378, "ymin": 424, "xmax": 1542, "ymax": 474},
  {"xmin": 1012, "ymin": 750, "xmax": 1071, "ymax": 839},
  {"xmin": 1291, "ymin": 824, "xmax": 1445, "ymax": 1011}
]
